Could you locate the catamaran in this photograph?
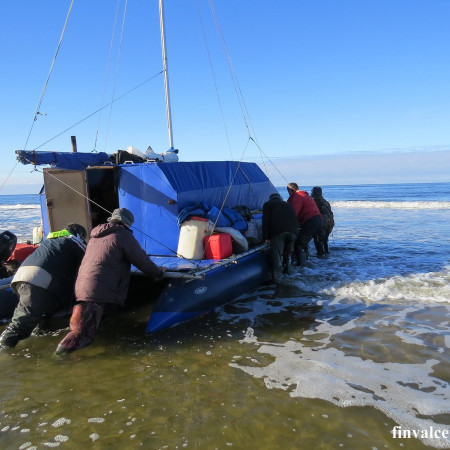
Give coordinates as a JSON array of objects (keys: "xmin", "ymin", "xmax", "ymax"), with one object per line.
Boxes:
[{"xmin": 1, "ymin": 0, "xmax": 277, "ymax": 333}]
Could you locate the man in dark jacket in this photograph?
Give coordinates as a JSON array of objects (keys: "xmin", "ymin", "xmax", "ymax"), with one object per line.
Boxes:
[
  {"xmin": 287, "ymin": 182, "xmax": 323, "ymax": 265},
  {"xmin": 262, "ymin": 193, "xmax": 298, "ymax": 283},
  {"xmin": 311, "ymin": 186, "xmax": 335, "ymax": 256},
  {"xmin": 56, "ymin": 208, "xmax": 165, "ymax": 353},
  {"xmin": 0, "ymin": 224, "xmax": 87, "ymax": 349}
]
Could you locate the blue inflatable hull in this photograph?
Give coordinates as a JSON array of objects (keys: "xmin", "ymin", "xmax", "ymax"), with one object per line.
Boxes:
[{"xmin": 146, "ymin": 249, "xmax": 269, "ymax": 333}]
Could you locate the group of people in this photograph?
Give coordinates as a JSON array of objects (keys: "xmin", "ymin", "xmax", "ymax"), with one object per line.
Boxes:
[
  {"xmin": 0, "ymin": 208, "xmax": 165, "ymax": 354},
  {"xmin": 0, "ymin": 190, "xmax": 331, "ymax": 350},
  {"xmin": 262, "ymin": 183, "xmax": 334, "ymax": 283}
]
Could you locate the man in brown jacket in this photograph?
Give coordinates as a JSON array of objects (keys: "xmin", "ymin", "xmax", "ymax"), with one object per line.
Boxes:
[{"xmin": 56, "ymin": 208, "xmax": 165, "ymax": 353}]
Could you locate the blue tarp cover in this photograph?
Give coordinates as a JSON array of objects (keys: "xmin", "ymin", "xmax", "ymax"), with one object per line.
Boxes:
[
  {"xmin": 118, "ymin": 161, "xmax": 276, "ymax": 255},
  {"xmin": 16, "ymin": 150, "xmax": 110, "ymax": 170}
]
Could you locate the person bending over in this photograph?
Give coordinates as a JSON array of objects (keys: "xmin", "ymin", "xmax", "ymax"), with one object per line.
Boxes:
[
  {"xmin": 262, "ymin": 193, "xmax": 298, "ymax": 283},
  {"xmin": 286, "ymin": 182, "xmax": 323, "ymax": 264},
  {"xmin": 311, "ymin": 186, "xmax": 334, "ymax": 256},
  {"xmin": 56, "ymin": 208, "xmax": 165, "ymax": 354},
  {"xmin": 0, "ymin": 224, "xmax": 87, "ymax": 350}
]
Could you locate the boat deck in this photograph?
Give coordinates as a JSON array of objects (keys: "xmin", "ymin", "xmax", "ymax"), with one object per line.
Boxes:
[{"xmin": 131, "ymin": 243, "xmax": 269, "ymax": 278}]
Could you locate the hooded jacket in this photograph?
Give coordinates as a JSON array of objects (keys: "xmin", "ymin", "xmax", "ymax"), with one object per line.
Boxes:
[
  {"xmin": 262, "ymin": 195, "xmax": 298, "ymax": 240},
  {"xmin": 311, "ymin": 188, "xmax": 334, "ymax": 234},
  {"xmin": 74, "ymin": 223, "xmax": 162, "ymax": 305}
]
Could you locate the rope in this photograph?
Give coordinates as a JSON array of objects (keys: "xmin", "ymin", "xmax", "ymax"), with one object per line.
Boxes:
[
  {"xmin": 103, "ymin": 0, "xmax": 129, "ymax": 153},
  {"xmin": 249, "ymin": 137, "xmax": 290, "ymax": 185},
  {"xmin": 208, "ymin": 0, "xmax": 250, "ymax": 139},
  {"xmin": 0, "ymin": 191, "xmax": 42, "ymax": 228},
  {"xmin": 195, "ymin": 0, "xmax": 234, "ymax": 160},
  {"xmin": 33, "ymin": 71, "xmax": 163, "ymax": 151},
  {"xmin": 201, "ymin": 153, "xmax": 251, "ymax": 258},
  {"xmin": 0, "ymin": 161, "xmax": 20, "ymax": 194},
  {"xmin": 23, "ymin": 0, "xmax": 75, "ymax": 151},
  {"xmin": 93, "ymin": 0, "xmax": 122, "ymax": 152},
  {"xmin": 206, "ymin": 0, "xmax": 287, "ymax": 183}
]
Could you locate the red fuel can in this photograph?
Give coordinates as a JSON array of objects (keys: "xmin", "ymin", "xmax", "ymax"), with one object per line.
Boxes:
[{"xmin": 203, "ymin": 233, "xmax": 232, "ymax": 260}]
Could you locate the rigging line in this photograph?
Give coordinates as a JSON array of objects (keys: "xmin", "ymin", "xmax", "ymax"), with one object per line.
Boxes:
[
  {"xmin": 33, "ymin": 71, "xmax": 163, "ymax": 151},
  {"xmin": 208, "ymin": 0, "xmax": 288, "ymax": 185},
  {"xmin": 245, "ymin": 135, "xmax": 270, "ymax": 179},
  {"xmin": 249, "ymin": 136, "xmax": 289, "ymax": 184},
  {"xmin": 207, "ymin": 0, "xmax": 270, "ymax": 170},
  {"xmin": 23, "ymin": 0, "xmax": 75, "ymax": 151},
  {"xmin": 195, "ymin": 0, "xmax": 234, "ymax": 161},
  {"xmin": 103, "ymin": 0, "xmax": 129, "ymax": 153},
  {"xmin": 20, "ymin": 159, "xmax": 201, "ymax": 267},
  {"xmin": 0, "ymin": 191, "xmax": 42, "ymax": 228},
  {"xmin": 208, "ymin": 0, "xmax": 251, "ymax": 138},
  {"xmin": 204, "ymin": 1, "xmax": 254, "ymax": 167},
  {"xmin": 0, "ymin": 161, "xmax": 20, "ymax": 195},
  {"xmin": 209, "ymin": 141, "xmax": 252, "ymax": 234},
  {"xmin": 93, "ymin": 0, "xmax": 122, "ymax": 152}
]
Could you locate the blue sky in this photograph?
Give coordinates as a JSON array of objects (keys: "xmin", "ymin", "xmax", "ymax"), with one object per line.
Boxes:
[{"xmin": 1, "ymin": 0, "xmax": 450, "ymax": 194}]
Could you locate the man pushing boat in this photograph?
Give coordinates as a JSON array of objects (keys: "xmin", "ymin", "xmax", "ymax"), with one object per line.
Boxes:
[
  {"xmin": 0, "ymin": 224, "xmax": 87, "ymax": 350},
  {"xmin": 56, "ymin": 208, "xmax": 165, "ymax": 354}
]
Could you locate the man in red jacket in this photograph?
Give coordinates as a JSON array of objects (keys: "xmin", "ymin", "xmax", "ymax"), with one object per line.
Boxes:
[
  {"xmin": 287, "ymin": 182, "xmax": 323, "ymax": 265},
  {"xmin": 56, "ymin": 208, "xmax": 165, "ymax": 353}
]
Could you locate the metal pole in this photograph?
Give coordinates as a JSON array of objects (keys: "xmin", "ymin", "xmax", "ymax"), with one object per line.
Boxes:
[
  {"xmin": 71, "ymin": 136, "xmax": 77, "ymax": 152},
  {"xmin": 158, "ymin": 0, "xmax": 174, "ymax": 150}
]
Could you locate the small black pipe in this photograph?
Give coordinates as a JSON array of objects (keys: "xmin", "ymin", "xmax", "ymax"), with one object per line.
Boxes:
[{"xmin": 71, "ymin": 136, "xmax": 77, "ymax": 153}]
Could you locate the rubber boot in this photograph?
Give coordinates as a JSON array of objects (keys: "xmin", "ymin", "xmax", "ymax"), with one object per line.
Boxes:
[
  {"xmin": 0, "ymin": 328, "xmax": 20, "ymax": 349},
  {"xmin": 273, "ymin": 271, "xmax": 282, "ymax": 284},
  {"xmin": 304, "ymin": 245, "xmax": 309, "ymax": 260},
  {"xmin": 283, "ymin": 262, "xmax": 292, "ymax": 275},
  {"xmin": 282, "ymin": 254, "xmax": 292, "ymax": 274},
  {"xmin": 314, "ymin": 239, "xmax": 325, "ymax": 257},
  {"xmin": 295, "ymin": 250, "xmax": 307, "ymax": 266}
]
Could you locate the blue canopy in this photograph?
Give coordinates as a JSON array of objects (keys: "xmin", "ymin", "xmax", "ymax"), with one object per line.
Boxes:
[
  {"xmin": 16, "ymin": 150, "xmax": 110, "ymax": 170},
  {"xmin": 118, "ymin": 161, "xmax": 276, "ymax": 255}
]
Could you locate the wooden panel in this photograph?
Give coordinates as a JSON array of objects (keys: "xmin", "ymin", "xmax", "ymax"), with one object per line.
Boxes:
[{"xmin": 43, "ymin": 170, "xmax": 91, "ymax": 237}]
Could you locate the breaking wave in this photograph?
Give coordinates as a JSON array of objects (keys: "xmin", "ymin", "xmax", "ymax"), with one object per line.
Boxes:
[{"xmin": 0, "ymin": 204, "xmax": 40, "ymax": 210}]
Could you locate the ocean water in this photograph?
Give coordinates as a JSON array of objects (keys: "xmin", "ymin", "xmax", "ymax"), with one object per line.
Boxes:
[{"xmin": 0, "ymin": 182, "xmax": 449, "ymax": 449}]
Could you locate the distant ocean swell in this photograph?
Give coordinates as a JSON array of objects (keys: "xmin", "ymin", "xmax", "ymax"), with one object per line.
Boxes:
[
  {"xmin": 0, "ymin": 204, "xmax": 40, "ymax": 210},
  {"xmin": 332, "ymin": 201, "xmax": 450, "ymax": 209},
  {"xmin": 1, "ymin": 201, "xmax": 450, "ymax": 211}
]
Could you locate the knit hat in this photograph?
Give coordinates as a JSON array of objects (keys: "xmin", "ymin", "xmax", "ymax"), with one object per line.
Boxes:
[
  {"xmin": 269, "ymin": 193, "xmax": 282, "ymax": 200},
  {"xmin": 108, "ymin": 208, "xmax": 135, "ymax": 227}
]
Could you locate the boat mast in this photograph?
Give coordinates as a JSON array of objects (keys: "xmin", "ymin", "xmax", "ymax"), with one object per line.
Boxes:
[{"xmin": 158, "ymin": 0, "xmax": 174, "ymax": 150}]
